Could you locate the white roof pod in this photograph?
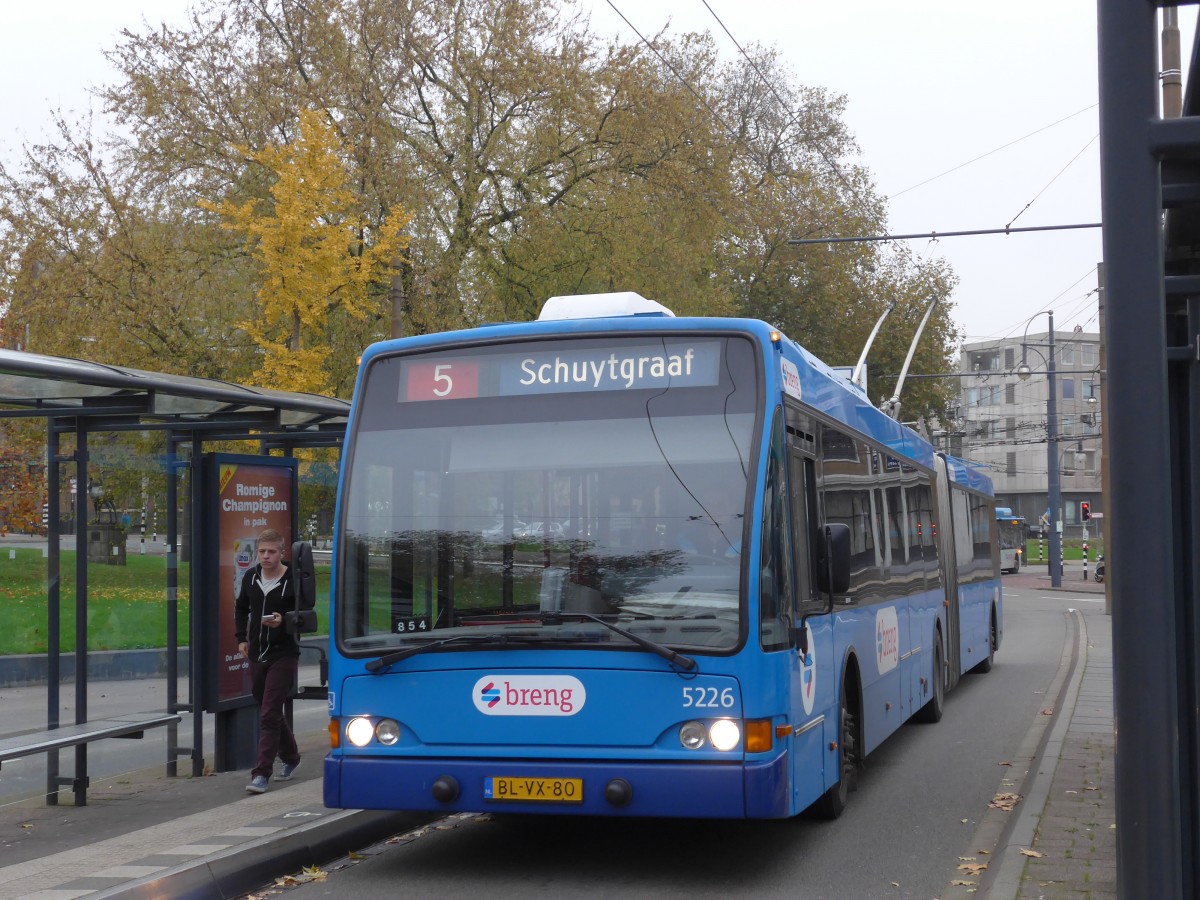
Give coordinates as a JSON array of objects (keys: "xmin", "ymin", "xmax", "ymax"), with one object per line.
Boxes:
[{"xmin": 537, "ymin": 291, "xmax": 676, "ymax": 321}]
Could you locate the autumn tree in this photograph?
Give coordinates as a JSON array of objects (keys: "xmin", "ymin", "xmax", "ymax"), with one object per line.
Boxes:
[
  {"xmin": 0, "ymin": 112, "xmax": 258, "ymax": 378},
  {"xmin": 0, "ymin": 0, "xmax": 962, "ymax": 421},
  {"xmin": 709, "ymin": 45, "xmax": 961, "ymax": 424},
  {"xmin": 0, "ymin": 317, "xmax": 45, "ymax": 535},
  {"xmin": 203, "ymin": 109, "xmax": 409, "ymax": 395}
]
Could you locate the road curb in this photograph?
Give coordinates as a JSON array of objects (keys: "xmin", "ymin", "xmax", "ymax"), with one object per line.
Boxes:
[{"xmin": 92, "ymin": 807, "xmax": 435, "ymax": 900}]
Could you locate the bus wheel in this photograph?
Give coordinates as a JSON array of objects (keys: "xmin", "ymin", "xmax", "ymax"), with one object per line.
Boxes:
[
  {"xmin": 973, "ymin": 611, "xmax": 997, "ymax": 674},
  {"xmin": 815, "ymin": 673, "xmax": 860, "ymax": 819},
  {"xmin": 914, "ymin": 636, "xmax": 945, "ymax": 724},
  {"xmin": 1012, "ymin": 554, "xmax": 1020, "ymax": 574}
]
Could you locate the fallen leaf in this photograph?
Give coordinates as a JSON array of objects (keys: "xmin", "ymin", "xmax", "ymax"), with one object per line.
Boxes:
[
  {"xmin": 951, "ymin": 879, "xmax": 977, "ymax": 886},
  {"xmin": 20, "ymin": 823, "xmax": 34, "ymax": 830},
  {"xmin": 988, "ymin": 792, "xmax": 1023, "ymax": 811},
  {"xmin": 958, "ymin": 862, "xmax": 988, "ymax": 876},
  {"xmin": 891, "ymin": 882, "xmax": 899, "ymax": 888},
  {"xmin": 961, "ymin": 818, "xmax": 969, "ymax": 824},
  {"xmin": 959, "ymin": 856, "xmax": 977, "ymax": 862},
  {"xmin": 1041, "ymin": 708, "xmax": 1055, "ymax": 715},
  {"xmin": 977, "ymin": 849, "xmax": 991, "ymax": 855},
  {"xmin": 998, "ymin": 760, "xmax": 1012, "ymax": 766},
  {"xmin": 1020, "ymin": 848, "xmax": 1044, "ymax": 858}
]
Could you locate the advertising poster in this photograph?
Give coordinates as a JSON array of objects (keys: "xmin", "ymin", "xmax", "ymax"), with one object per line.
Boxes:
[{"xmin": 209, "ymin": 455, "xmax": 296, "ymax": 711}]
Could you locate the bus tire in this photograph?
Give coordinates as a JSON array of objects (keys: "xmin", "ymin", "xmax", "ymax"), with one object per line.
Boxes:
[
  {"xmin": 973, "ymin": 609, "xmax": 997, "ymax": 674},
  {"xmin": 814, "ymin": 665, "xmax": 860, "ymax": 820},
  {"xmin": 1012, "ymin": 554, "xmax": 1020, "ymax": 574},
  {"xmin": 914, "ymin": 634, "xmax": 945, "ymax": 724}
]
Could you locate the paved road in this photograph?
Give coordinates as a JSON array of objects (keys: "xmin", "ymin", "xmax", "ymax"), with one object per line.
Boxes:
[{"xmin": 253, "ymin": 582, "xmax": 1082, "ymax": 900}]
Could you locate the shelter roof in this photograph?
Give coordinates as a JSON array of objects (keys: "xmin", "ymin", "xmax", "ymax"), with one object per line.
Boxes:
[{"xmin": 0, "ymin": 349, "xmax": 349, "ymax": 441}]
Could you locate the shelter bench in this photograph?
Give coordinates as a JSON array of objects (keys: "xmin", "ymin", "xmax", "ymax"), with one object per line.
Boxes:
[{"xmin": 0, "ymin": 711, "xmax": 181, "ymax": 806}]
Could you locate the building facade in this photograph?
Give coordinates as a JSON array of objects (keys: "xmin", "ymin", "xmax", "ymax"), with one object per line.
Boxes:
[{"xmin": 941, "ymin": 330, "xmax": 1103, "ymax": 539}]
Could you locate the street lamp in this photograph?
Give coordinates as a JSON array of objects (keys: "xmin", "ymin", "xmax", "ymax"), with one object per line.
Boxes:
[{"xmin": 1017, "ymin": 309, "xmax": 1062, "ymax": 587}]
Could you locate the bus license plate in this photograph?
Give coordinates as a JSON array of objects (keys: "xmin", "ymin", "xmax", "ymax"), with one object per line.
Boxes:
[{"xmin": 484, "ymin": 776, "xmax": 583, "ymax": 803}]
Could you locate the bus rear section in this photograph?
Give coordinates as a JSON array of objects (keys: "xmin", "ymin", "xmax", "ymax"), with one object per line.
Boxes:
[{"xmin": 995, "ymin": 508, "xmax": 1027, "ymax": 574}]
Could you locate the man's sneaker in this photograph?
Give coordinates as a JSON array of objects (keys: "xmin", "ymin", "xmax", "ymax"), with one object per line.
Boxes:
[
  {"xmin": 245, "ymin": 775, "xmax": 269, "ymax": 794},
  {"xmin": 277, "ymin": 760, "xmax": 300, "ymax": 781}
]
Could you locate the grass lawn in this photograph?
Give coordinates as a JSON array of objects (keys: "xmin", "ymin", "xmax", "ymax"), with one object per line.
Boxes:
[
  {"xmin": 0, "ymin": 548, "xmax": 328, "ymax": 655},
  {"xmin": 1022, "ymin": 539, "xmax": 1105, "ymax": 565}
]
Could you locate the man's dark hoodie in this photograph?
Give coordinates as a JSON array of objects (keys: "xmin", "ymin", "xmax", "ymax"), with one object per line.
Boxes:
[{"xmin": 234, "ymin": 563, "xmax": 301, "ymax": 663}]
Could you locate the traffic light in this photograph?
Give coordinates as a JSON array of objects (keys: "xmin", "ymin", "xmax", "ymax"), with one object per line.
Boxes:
[{"xmin": 1081, "ymin": 501, "xmax": 1090, "ymax": 522}]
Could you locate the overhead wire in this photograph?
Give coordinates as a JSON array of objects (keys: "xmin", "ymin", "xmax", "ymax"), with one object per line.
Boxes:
[
  {"xmin": 1005, "ymin": 134, "xmax": 1099, "ymax": 231},
  {"xmin": 599, "ymin": 0, "xmax": 845, "ymax": 242},
  {"xmin": 887, "ymin": 103, "xmax": 1098, "ymax": 200},
  {"xmin": 606, "ymin": 0, "xmax": 1103, "ymax": 414}
]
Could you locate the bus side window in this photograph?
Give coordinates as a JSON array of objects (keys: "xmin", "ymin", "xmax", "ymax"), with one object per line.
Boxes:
[
  {"xmin": 760, "ymin": 411, "xmax": 794, "ymax": 652},
  {"xmin": 789, "ymin": 451, "xmax": 821, "ymax": 615}
]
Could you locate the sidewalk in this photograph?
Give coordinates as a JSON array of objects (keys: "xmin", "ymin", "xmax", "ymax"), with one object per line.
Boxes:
[
  {"xmin": 989, "ymin": 569, "xmax": 1115, "ymax": 898},
  {"xmin": 0, "ymin": 728, "xmax": 431, "ymax": 899},
  {"xmin": 1015, "ymin": 608, "xmax": 1115, "ymax": 897}
]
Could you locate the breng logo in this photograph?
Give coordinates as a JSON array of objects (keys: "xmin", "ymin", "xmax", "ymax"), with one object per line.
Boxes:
[
  {"xmin": 472, "ymin": 675, "xmax": 586, "ymax": 716},
  {"xmin": 875, "ymin": 607, "xmax": 899, "ymax": 675},
  {"xmin": 799, "ymin": 623, "xmax": 817, "ymax": 716}
]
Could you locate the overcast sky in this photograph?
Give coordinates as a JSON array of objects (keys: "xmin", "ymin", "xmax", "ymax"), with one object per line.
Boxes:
[{"xmin": 2, "ymin": 1, "xmax": 1193, "ymax": 349}]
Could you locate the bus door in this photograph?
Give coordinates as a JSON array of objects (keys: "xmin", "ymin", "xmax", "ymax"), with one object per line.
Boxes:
[
  {"xmin": 787, "ymin": 441, "xmax": 831, "ymax": 809},
  {"xmin": 933, "ymin": 455, "xmax": 962, "ymax": 691}
]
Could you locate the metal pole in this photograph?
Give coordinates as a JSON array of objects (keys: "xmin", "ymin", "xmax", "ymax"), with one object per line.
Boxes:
[
  {"xmin": 1162, "ymin": 7, "xmax": 1182, "ymax": 119},
  {"xmin": 1083, "ymin": 527, "xmax": 1089, "ymax": 581},
  {"xmin": 1047, "ymin": 312, "xmax": 1062, "ymax": 588},
  {"xmin": 73, "ymin": 424, "xmax": 88, "ymax": 806},
  {"xmin": 45, "ymin": 420, "xmax": 61, "ymax": 805},
  {"xmin": 188, "ymin": 433, "xmax": 204, "ymax": 778},
  {"xmin": 166, "ymin": 433, "xmax": 180, "ymax": 778},
  {"xmin": 1099, "ymin": 0, "xmax": 1182, "ymax": 892}
]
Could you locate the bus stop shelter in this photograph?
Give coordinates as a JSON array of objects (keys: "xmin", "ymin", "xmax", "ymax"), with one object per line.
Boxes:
[{"xmin": 0, "ymin": 347, "xmax": 349, "ymax": 803}]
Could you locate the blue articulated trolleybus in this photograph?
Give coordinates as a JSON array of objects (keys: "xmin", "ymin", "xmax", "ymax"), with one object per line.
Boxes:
[{"xmin": 323, "ymin": 292, "xmax": 1002, "ymax": 819}]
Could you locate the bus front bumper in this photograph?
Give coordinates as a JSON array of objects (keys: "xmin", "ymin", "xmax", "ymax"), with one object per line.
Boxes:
[{"xmin": 324, "ymin": 751, "xmax": 789, "ymax": 819}]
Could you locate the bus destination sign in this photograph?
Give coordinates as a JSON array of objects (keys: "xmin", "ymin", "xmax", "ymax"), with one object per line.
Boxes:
[{"xmin": 400, "ymin": 341, "xmax": 721, "ymax": 402}]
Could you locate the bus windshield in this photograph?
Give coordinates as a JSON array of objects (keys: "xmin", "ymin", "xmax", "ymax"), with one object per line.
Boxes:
[{"xmin": 336, "ymin": 334, "xmax": 760, "ymax": 657}]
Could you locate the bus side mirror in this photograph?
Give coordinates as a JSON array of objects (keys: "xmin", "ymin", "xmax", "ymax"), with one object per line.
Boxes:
[
  {"xmin": 291, "ymin": 540, "xmax": 316, "ymax": 609},
  {"xmin": 817, "ymin": 523, "xmax": 851, "ymax": 595}
]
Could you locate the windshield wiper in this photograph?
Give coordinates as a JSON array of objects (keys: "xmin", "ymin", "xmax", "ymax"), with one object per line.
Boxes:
[
  {"xmin": 539, "ymin": 611, "xmax": 697, "ymax": 672},
  {"xmin": 365, "ymin": 634, "xmax": 497, "ymax": 673}
]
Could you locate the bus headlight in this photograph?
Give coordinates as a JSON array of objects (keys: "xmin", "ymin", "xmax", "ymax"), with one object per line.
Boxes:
[
  {"xmin": 709, "ymin": 719, "xmax": 741, "ymax": 751},
  {"xmin": 679, "ymin": 720, "xmax": 707, "ymax": 749},
  {"xmin": 375, "ymin": 719, "xmax": 401, "ymax": 745},
  {"xmin": 346, "ymin": 716, "xmax": 375, "ymax": 747}
]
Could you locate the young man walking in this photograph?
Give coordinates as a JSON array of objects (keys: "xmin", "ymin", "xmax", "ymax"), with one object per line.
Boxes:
[{"xmin": 234, "ymin": 529, "xmax": 302, "ymax": 793}]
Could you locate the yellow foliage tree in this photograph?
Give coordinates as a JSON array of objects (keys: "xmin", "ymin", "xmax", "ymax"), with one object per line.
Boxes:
[{"xmin": 204, "ymin": 109, "xmax": 409, "ymax": 394}]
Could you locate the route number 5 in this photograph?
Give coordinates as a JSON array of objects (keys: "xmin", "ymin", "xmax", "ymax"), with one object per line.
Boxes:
[{"xmin": 433, "ymin": 364, "xmax": 453, "ymax": 396}]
